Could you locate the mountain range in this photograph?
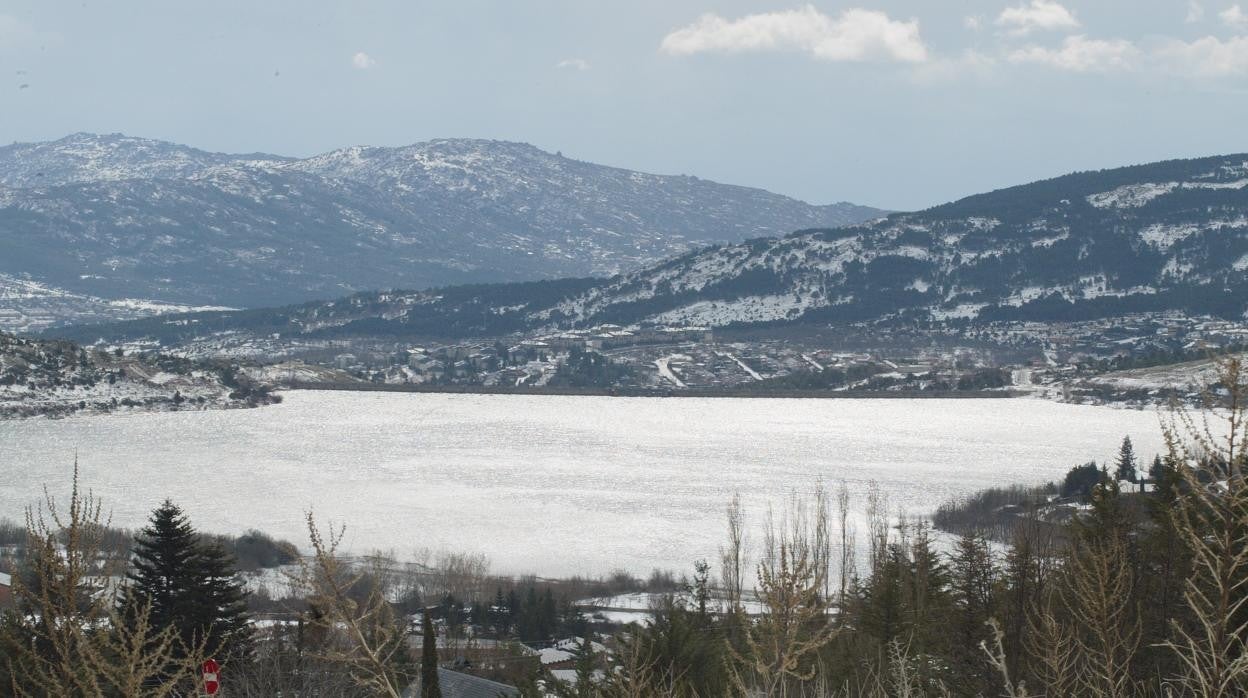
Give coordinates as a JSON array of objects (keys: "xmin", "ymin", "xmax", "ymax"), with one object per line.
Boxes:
[
  {"xmin": 0, "ymin": 132, "xmax": 882, "ymax": 325},
  {"xmin": 50, "ymin": 153, "xmax": 1248, "ymax": 347}
]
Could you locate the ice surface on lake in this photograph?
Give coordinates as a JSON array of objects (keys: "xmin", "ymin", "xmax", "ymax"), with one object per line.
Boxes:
[{"xmin": 0, "ymin": 391, "xmax": 1168, "ymax": 577}]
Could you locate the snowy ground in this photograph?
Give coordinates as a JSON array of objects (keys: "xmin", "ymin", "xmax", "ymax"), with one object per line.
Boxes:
[
  {"xmin": 653, "ymin": 354, "xmax": 688, "ymax": 388},
  {"xmin": 1084, "ymin": 354, "xmax": 1244, "ymax": 392},
  {"xmin": 0, "ymin": 369, "xmax": 243, "ymax": 419},
  {"xmin": 241, "ymin": 362, "xmax": 358, "ymax": 385},
  {"xmin": 578, "ymin": 591, "xmax": 768, "ymax": 617}
]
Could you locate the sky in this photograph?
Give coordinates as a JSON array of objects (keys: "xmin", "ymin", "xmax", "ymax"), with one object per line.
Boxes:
[{"xmin": 1, "ymin": 0, "xmax": 1246, "ymax": 211}]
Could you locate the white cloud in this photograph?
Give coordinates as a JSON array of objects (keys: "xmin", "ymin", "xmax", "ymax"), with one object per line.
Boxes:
[
  {"xmin": 996, "ymin": 0, "xmax": 1080, "ymax": 35},
  {"xmin": 964, "ymin": 15, "xmax": 984, "ymax": 31},
  {"xmin": 351, "ymin": 52, "xmax": 376, "ymax": 70},
  {"xmin": 555, "ymin": 58, "xmax": 591, "ymax": 71},
  {"xmin": 1219, "ymin": 4, "xmax": 1248, "ymax": 27},
  {"xmin": 660, "ymin": 5, "xmax": 928, "ymax": 64},
  {"xmin": 1008, "ymin": 35, "xmax": 1140, "ymax": 72},
  {"xmin": 1187, "ymin": 1, "xmax": 1205, "ymax": 23},
  {"xmin": 1154, "ymin": 34, "xmax": 1248, "ymax": 76}
]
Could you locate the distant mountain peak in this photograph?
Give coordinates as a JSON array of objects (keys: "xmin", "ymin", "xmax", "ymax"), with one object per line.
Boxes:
[
  {"xmin": 0, "ymin": 132, "xmax": 289, "ymax": 189},
  {"xmin": 32, "ymin": 150, "xmax": 1248, "ymax": 345},
  {"xmin": 0, "ymin": 132, "xmax": 884, "ymax": 324}
]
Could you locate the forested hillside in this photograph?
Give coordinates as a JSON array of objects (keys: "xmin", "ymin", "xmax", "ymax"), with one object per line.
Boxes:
[{"xmin": 50, "ymin": 154, "xmax": 1248, "ymax": 347}]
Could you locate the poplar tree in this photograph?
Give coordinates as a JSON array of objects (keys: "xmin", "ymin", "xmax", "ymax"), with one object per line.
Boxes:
[{"xmin": 420, "ymin": 611, "xmax": 441, "ymax": 698}]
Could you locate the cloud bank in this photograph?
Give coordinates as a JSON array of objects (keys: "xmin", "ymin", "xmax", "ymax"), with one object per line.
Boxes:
[
  {"xmin": 660, "ymin": 5, "xmax": 928, "ymax": 64},
  {"xmin": 658, "ymin": 3, "xmax": 1248, "ymax": 81},
  {"xmin": 996, "ymin": 0, "xmax": 1080, "ymax": 35},
  {"xmin": 1221, "ymin": 4, "xmax": 1248, "ymax": 28},
  {"xmin": 1009, "ymin": 35, "xmax": 1139, "ymax": 72},
  {"xmin": 1155, "ymin": 34, "xmax": 1248, "ymax": 76}
]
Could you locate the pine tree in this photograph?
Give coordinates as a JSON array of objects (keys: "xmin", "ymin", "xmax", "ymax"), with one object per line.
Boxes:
[
  {"xmin": 125, "ymin": 500, "xmax": 199, "ymax": 638},
  {"xmin": 1004, "ymin": 520, "xmax": 1047, "ymax": 686},
  {"xmin": 421, "ymin": 611, "xmax": 441, "ymax": 698},
  {"xmin": 193, "ymin": 538, "xmax": 255, "ymax": 664},
  {"xmin": 1115, "ymin": 436, "xmax": 1138, "ymax": 483},
  {"xmin": 123, "ymin": 501, "xmax": 253, "ymax": 666},
  {"xmin": 505, "ymin": 588, "xmax": 521, "ymax": 637},
  {"xmin": 617, "ymin": 597, "xmax": 730, "ymax": 697},
  {"xmin": 1136, "ymin": 452, "xmax": 1191, "ymax": 680},
  {"xmin": 690, "ymin": 559, "xmax": 711, "ymax": 619},
  {"xmin": 518, "ymin": 587, "xmax": 538, "ymax": 641},
  {"xmin": 1148, "ymin": 454, "xmax": 1165, "ymax": 483},
  {"xmin": 539, "ymin": 588, "xmax": 558, "ymax": 641},
  {"xmin": 490, "ymin": 587, "xmax": 508, "ymax": 636},
  {"xmin": 949, "ymin": 530, "xmax": 996, "ymax": 687}
]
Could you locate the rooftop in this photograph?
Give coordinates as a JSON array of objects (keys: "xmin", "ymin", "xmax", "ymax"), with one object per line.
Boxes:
[{"xmin": 403, "ymin": 668, "xmax": 520, "ymax": 698}]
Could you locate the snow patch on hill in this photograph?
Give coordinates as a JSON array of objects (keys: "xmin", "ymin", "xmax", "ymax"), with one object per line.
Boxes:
[
  {"xmin": 1087, "ymin": 183, "xmax": 1179, "ymax": 209},
  {"xmin": 1139, "ymin": 223, "xmax": 1201, "ymax": 250},
  {"xmin": 1088, "ymin": 178, "xmax": 1248, "ymax": 210},
  {"xmin": 652, "ymin": 294, "xmax": 815, "ymax": 326}
]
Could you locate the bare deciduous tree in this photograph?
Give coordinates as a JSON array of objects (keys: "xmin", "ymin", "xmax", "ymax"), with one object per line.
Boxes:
[
  {"xmin": 1161, "ymin": 357, "xmax": 1248, "ymax": 698},
  {"xmin": 299, "ymin": 512, "xmax": 412, "ymax": 698},
  {"xmin": 6, "ymin": 462, "xmax": 200, "ymax": 697},
  {"xmin": 835, "ymin": 481, "xmax": 855, "ymax": 613},
  {"xmin": 1063, "ymin": 534, "xmax": 1140, "ymax": 698},
  {"xmin": 728, "ymin": 496, "xmax": 837, "ymax": 697},
  {"xmin": 1024, "ymin": 591, "xmax": 1078, "ymax": 697},
  {"xmin": 721, "ymin": 493, "xmax": 748, "ymax": 611}
]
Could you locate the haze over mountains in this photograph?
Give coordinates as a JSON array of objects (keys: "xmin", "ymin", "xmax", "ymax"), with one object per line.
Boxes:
[
  {"xmin": 54, "ymin": 154, "xmax": 1248, "ymax": 347},
  {"xmin": 0, "ymin": 132, "xmax": 882, "ymax": 329}
]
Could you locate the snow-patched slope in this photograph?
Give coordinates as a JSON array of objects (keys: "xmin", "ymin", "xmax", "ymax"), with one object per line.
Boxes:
[
  {"xmin": 32, "ymin": 151, "xmax": 1248, "ymax": 344},
  {"xmin": 0, "ymin": 274, "xmax": 233, "ymax": 333},
  {"xmin": 1087, "ymin": 177, "xmax": 1248, "ymax": 209},
  {"xmin": 499, "ymin": 154, "xmax": 1248, "ymax": 330},
  {"xmin": 0, "ymin": 133, "xmax": 883, "ymax": 312},
  {"xmin": 0, "ymin": 332, "xmax": 273, "ymax": 419},
  {"xmin": 0, "ymin": 132, "xmax": 287, "ymax": 188}
]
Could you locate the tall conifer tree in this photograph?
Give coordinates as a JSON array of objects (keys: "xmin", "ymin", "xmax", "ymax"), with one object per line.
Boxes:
[
  {"xmin": 421, "ymin": 611, "xmax": 441, "ymax": 698},
  {"xmin": 1115, "ymin": 436, "xmax": 1138, "ymax": 483},
  {"xmin": 123, "ymin": 501, "xmax": 253, "ymax": 666}
]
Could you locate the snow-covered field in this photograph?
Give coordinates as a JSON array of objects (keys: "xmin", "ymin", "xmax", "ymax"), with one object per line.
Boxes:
[
  {"xmin": 0, "ymin": 391, "xmax": 1169, "ymax": 577},
  {"xmin": 1084, "ymin": 355, "xmax": 1244, "ymax": 392}
]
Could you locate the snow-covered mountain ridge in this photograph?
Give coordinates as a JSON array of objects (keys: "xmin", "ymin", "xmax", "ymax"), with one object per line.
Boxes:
[
  {"xmin": 0, "ymin": 133, "xmax": 882, "ymax": 317},
  {"xmin": 533, "ymin": 154, "xmax": 1248, "ymax": 330},
  {"xmin": 59, "ymin": 152, "xmax": 1248, "ymax": 346}
]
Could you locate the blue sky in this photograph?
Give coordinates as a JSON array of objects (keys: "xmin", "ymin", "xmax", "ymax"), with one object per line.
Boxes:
[{"xmin": 2, "ymin": 1, "xmax": 1246, "ymax": 210}]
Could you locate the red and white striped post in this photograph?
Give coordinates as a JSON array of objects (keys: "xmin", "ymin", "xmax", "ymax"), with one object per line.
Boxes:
[{"xmin": 201, "ymin": 658, "xmax": 220, "ymax": 695}]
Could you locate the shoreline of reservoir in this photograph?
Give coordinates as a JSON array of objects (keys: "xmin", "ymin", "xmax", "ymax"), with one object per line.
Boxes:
[{"xmin": 283, "ymin": 381, "xmax": 1024, "ymax": 400}]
